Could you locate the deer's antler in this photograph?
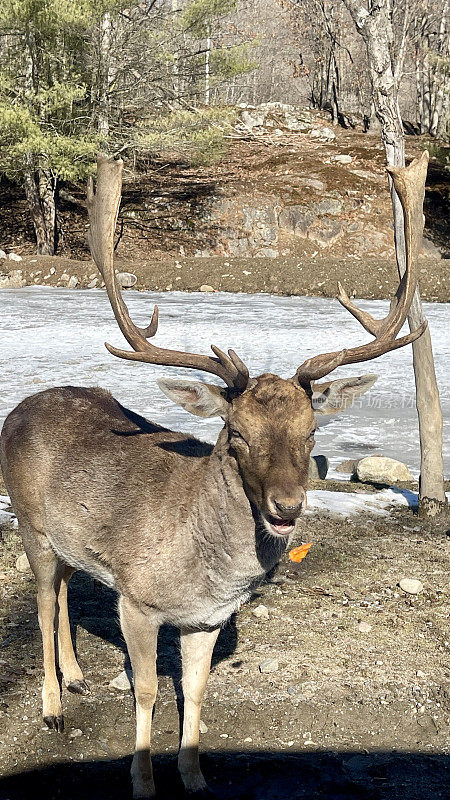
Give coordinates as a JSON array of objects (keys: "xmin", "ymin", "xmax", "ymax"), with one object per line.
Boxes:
[
  {"xmin": 87, "ymin": 156, "xmax": 249, "ymax": 390},
  {"xmin": 292, "ymin": 151, "xmax": 429, "ymax": 386}
]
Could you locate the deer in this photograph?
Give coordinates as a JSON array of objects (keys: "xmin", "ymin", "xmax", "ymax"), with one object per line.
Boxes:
[{"xmin": 0, "ymin": 151, "xmax": 428, "ymax": 799}]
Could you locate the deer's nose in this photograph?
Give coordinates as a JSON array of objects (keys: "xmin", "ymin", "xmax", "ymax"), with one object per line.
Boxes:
[{"xmin": 268, "ymin": 489, "xmax": 306, "ymax": 519}]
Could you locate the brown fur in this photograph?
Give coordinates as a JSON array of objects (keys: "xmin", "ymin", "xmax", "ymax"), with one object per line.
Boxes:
[{"xmin": 0, "ymin": 371, "xmax": 370, "ymax": 798}]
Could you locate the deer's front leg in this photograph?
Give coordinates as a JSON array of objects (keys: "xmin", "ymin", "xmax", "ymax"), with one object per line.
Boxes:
[
  {"xmin": 119, "ymin": 596, "xmax": 159, "ymax": 800},
  {"xmin": 178, "ymin": 627, "xmax": 220, "ymax": 795}
]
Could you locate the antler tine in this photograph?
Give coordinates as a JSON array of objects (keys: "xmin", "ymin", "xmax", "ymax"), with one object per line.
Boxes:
[
  {"xmin": 294, "ymin": 151, "xmax": 429, "ymax": 385},
  {"xmin": 87, "ymin": 155, "xmax": 249, "ymax": 391}
]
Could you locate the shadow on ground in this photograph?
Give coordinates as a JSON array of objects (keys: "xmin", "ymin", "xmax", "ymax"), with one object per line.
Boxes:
[{"xmin": 0, "ymin": 749, "xmax": 448, "ymax": 800}]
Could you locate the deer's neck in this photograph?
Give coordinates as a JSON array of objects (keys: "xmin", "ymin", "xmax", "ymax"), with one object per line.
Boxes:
[{"xmin": 192, "ymin": 428, "xmax": 288, "ymax": 581}]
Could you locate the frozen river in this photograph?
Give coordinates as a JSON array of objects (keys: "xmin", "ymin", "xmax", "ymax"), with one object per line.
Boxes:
[{"xmin": 1, "ymin": 287, "xmax": 448, "ymax": 477}]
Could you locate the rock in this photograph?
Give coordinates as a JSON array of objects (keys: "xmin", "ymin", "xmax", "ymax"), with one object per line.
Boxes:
[
  {"xmin": 316, "ymin": 197, "xmax": 343, "ymax": 216},
  {"xmin": 259, "ymin": 658, "xmax": 279, "ymax": 673},
  {"xmin": 69, "ymin": 728, "xmax": 83, "ymax": 738},
  {"xmin": 416, "ymin": 669, "xmax": 426, "ymax": 678},
  {"xmin": 399, "ymin": 578, "xmax": 423, "ymax": 595},
  {"xmin": 16, "ymin": 552, "xmax": 31, "ymax": 572},
  {"xmin": 310, "ymin": 126, "xmax": 336, "ymax": 141},
  {"xmin": 308, "ymin": 220, "xmax": 342, "ymax": 247},
  {"xmin": 358, "ymin": 621, "xmax": 372, "ymax": 633},
  {"xmin": 49, "ymin": 267, "xmax": 56, "ymax": 275},
  {"xmin": 87, "ymin": 278, "xmax": 98, "ymax": 289},
  {"xmin": 68, "ymin": 275, "xmax": 78, "ymax": 289},
  {"xmin": 240, "ymin": 109, "xmax": 265, "ymax": 129},
  {"xmin": 199, "ymin": 284, "xmax": 214, "ymax": 292},
  {"xmin": 59, "ymin": 273, "xmax": 70, "ymax": 284},
  {"xmin": 117, "ymin": 272, "xmax": 137, "ymax": 289},
  {"xmin": 336, "ymin": 458, "xmax": 361, "ymax": 474},
  {"xmin": 0, "ymin": 270, "xmax": 25, "ymax": 289},
  {"xmin": 422, "ymin": 238, "xmax": 442, "ymax": 259},
  {"xmin": 199, "ymin": 720, "xmax": 208, "ymax": 734},
  {"xmin": 252, "ymin": 604, "xmax": 269, "ymax": 619},
  {"xmin": 109, "ymin": 670, "xmax": 131, "ymax": 690},
  {"xmin": 8, "ymin": 252, "xmax": 23, "ymax": 262},
  {"xmin": 356, "ymin": 456, "xmax": 414, "ymax": 485},
  {"xmin": 331, "ymin": 154, "xmax": 353, "ymax": 164},
  {"xmin": 0, "ymin": 249, "xmax": 6, "ymax": 259},
  {"xmin": 308, "ymin": 455, "xmax": 329, "ymax": 480},
  {"xmin": 278, "ymin": 206, "xmax": 316, "ymax": 238}
]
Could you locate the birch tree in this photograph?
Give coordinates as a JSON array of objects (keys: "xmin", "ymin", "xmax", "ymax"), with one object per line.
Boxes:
[{"xmin": 341, "ymin": 0, "xmax": 446, "ymax": 516}]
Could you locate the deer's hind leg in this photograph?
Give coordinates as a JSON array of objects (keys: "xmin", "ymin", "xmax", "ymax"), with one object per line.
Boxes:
[
  {"xmin": 56, "ymin": 564, "xmax": 89, "ymax": 696},
  {"xmin": 21, "ymin": 524, "xmax": 64, "ymax": 731}
]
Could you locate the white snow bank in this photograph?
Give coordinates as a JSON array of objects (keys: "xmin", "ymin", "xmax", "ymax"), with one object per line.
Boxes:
[{"xmin": 0, "ymin": 288, "xmax": 448, "ymax": 475}]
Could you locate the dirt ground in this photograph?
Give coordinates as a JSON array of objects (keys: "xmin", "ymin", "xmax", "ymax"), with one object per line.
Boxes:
[
  {"xmin": 12, "ymin": 247, "xmax": 450, "ymax": 303},
  {"xmin": 0, "ymin": 479, "xmax": 449, "ymax": 800}
]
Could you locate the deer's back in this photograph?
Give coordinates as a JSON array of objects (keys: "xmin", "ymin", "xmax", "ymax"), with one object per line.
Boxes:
[{"xmin": 0, "ymin": 387, "xmax": 213, "ymax": 592}]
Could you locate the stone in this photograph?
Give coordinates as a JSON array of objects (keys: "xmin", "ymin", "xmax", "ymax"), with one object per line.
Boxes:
[
  {"xmin": 240, "ymin": 109, "xmax": 265, "ymax": 129},
  {"xmin": 310, "ymin": 126, "xmax": 336, "ymax": 141},
  {"xmin": 252, "ymin": 604, "xmax": 269, "ymax": 620},
  {"xmin": 356, "ymin": 456, "xmax": 414, "ymax": 485},
  {"xmin": 0, "ymin": 270, "xmax": 25, "ymax": 289},
  {"xmin": 308, "ymin": 220, "xmax": 342, "ymax": 247},
  {"xmin": 110, "ymin": 670, "xmax": 131, "ymax": 690},
  {"xmin": 422, "ymin": 238, "xmax": 442, "ymax": 259},
  {"xmin": 358, "ymin": 621, "xmax": 372, "ymax": 633},
  {"xmin": 399, "ymin": 578, "xmax": 423, "ymax": 595},
  {"xmin": 199, "ymin": 284, "xmax": 214, "ymax": 292},
  {"xmin": 49, "ymin": 267, "xmax": 55, "ymax": 275},
  {"xmin": 278, "ymin": 206, "xmax": 316, "ymax": 238},
  {"xmin": 199, "ymin": 720, "xmax": 208, "ymax": 734},
  {"xmin": 331, "ymin": 154, "xmax": 353, "ymax": 164},
  {"xmin": 68, "ymin": 275, "xmax": 78, "ymax": 289},
  {"xmin": 59, "ymin": 273, "xmax": 70, "ymax": 284},
  {"xmin": 336, "ymin": 458, "xmax": 361, "ymax": 474},
  {"xmin": 87, "ymin": 278, "xmax": 98, "ymax": 289},
  {"xmin": 259, "ymin": 658, "xmax": 279, "ymax": 673},
  {"xmin": 69, "ymin": 728, "xmax": 83, "ymax": 738},
  {"xmin": 117, "ymin": 272, "xmax": 137, "ymax": 289},
  {"xmin": 8, "ymin": 252, "xmax": 23, "ymax": 262},
  {"xmin": 308, "ymin": 455, "xmax": 329, "ymax": 480},
  {"xmin": 0, "ymin": 249, "xmax": 6, "ymax": 259},
  {"xmin": 316, "ymin": 197, "xmax": 343, "ymax": 216},
  {"xmin": 16, "ymin": 552, "xmax": 31, "ymax": 572}
]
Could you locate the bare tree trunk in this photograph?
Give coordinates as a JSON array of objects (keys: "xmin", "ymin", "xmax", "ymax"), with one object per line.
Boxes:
[
  {"xmin": 24, "ymin": 160, "xmax": 56, "ymax": 255},
  {"xmin": 98, "ymin": 12, "xmax": 112, "ymax": 144},
  {"xmin": 343, "ymin": 0, "xmax": 447, "ymax": 516}
]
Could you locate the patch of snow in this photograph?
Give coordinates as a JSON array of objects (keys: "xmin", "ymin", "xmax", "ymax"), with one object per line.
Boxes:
[{"xmin": 0, "ymin": 289, "xmax": 448, "ymax": 476}]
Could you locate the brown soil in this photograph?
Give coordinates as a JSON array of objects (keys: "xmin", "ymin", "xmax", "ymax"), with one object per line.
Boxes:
[
  {"xmin": 13, "ymin": 247, "xmax": 450, "ymax": 302},
  {"xmin": 0, "ymin": 478, "xmax": 449, "ymax": 800}
]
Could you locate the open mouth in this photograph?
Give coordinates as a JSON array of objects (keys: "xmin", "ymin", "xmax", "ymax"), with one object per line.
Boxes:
[{"xmin": 264, "ymin": 514, "xmax": 296, "ymax": 537}]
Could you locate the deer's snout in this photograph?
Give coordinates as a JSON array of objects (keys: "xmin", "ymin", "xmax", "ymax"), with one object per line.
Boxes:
[{"xmin": 267, "ymin": 488, "xmax": 306, "ymax": 520}]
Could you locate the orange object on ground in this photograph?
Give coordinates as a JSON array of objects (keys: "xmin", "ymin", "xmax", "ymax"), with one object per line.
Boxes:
[{"xmin": 289, "ymin": 542, "xmax": 313, "ymax": 563}]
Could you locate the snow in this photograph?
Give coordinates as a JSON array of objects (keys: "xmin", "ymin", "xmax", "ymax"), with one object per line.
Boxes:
[{"xmin": 0, "ymin": 287, "xmax": 449, "ymax": 478}]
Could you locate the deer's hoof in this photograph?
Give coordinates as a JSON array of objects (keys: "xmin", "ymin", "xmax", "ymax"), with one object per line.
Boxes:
[
  {"xmin": 43, "ymin": 714, "xmax": 65, "ymax": 733},
  {"xmin": 67, "ymin": 679, "xmax": 90, "ymax": 695}
]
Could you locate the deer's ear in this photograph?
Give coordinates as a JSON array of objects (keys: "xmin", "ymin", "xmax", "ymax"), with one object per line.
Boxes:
[
  {"xmin": 157, "ymin": 378, "xmax": 229, "ymax": 419},
  {"xmin": 311, "ymin": 374, "xmax": 377, "ymax": 415}
]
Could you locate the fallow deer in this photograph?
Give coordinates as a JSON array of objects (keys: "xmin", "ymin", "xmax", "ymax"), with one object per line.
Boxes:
[{"xmin": 0, "ymin": 152, "xmax": 428, "ymax": 798}]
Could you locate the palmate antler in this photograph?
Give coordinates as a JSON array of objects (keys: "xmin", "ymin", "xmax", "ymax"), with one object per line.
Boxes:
[
  {"xmin": 87, "ymin": 156, "xmax": 249, "ymax": 390},
  {"xmin": 292, "ymin": 151, "xmax": 429, "ymax": 386},
  {"xmin": 87, "ymin": 152, "xmax": 428, "ymax": 391}
]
